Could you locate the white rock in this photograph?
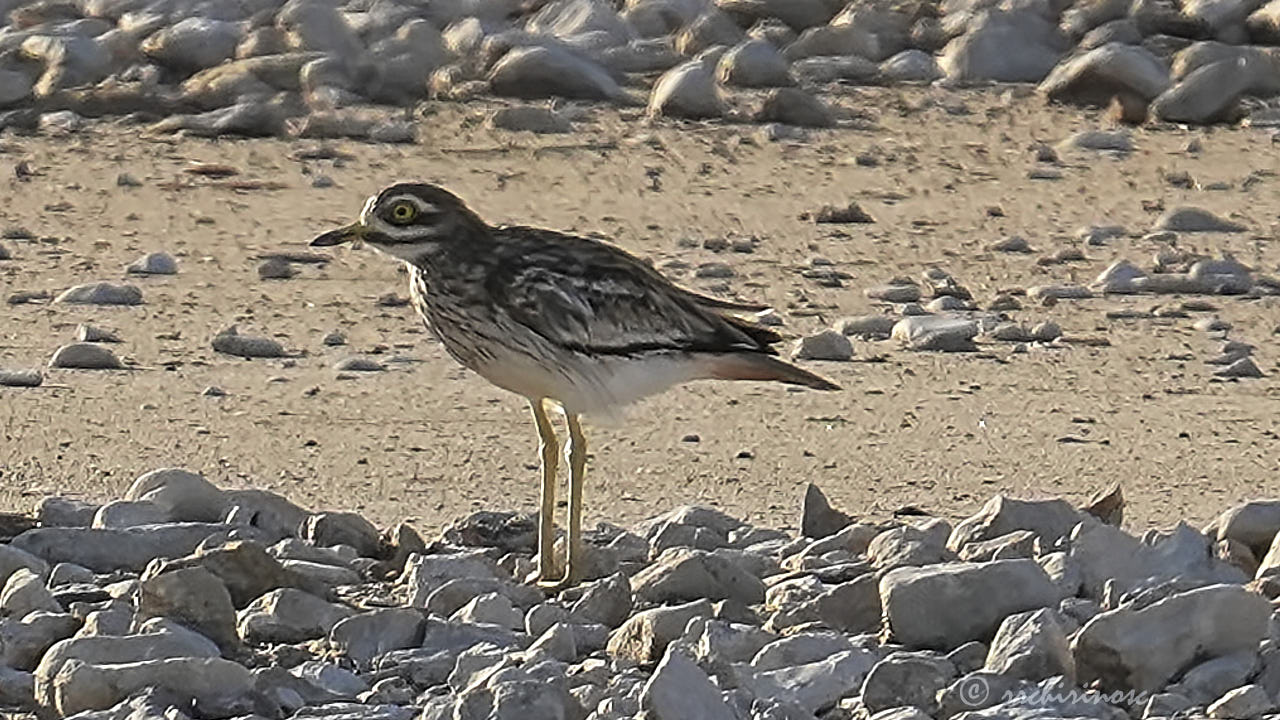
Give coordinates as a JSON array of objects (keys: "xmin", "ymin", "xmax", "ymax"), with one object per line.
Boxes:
[
  {"xmin": 488, "ymin": 45, "xmax": 625, "ymax": 102},
  {"xmin": 54, "ymin": 282, "xmax": 142, "ymax": 305},
  {"xmin": 792, "ymin": 330, "xmax": 853, "ymax": 361},
  {"xmin": 53, "ymin": 656, "xmax": 252, "ymax": 716},
  {"xmin": 717, "ymin": 38, "xmax": 793, "ymax": 87},
  {"xmin": 1073, "ymin": 584, "xmax": 1269, "ymax": 691},
  {"xmin": 880, "ymin": 560, "xmax": 1060, "ymax": 650},
  {"xmin": 1208, "ymin": 684, "xmax": 1273, "ymax": 719},
  {"xmin": 1093, "ymin": 259, "xmax": 1147, "ymax": 293},
  {"xmin": 891, "ymin": 316, "xmax": 978, "ymax": 352},
  {"xmin": 641, "ymin": 645, "xmax": 736, "ymax": 720},
  {"xmin": 648, "ymin": 60, "xmax": 725, "ymax": 119},
  {"xmin": 940, "ymin": 10, "xmax": 1067, "ymax": 84},
  {"xmin": 879, "ymin": 49, "xmax": 942, "ymax": 83},
  {"xmin": 142, "ymin": 18, "xmax": 241, "ymax": 72},
  {"xmin": 1039, "ymin": 42, "xmax": 1171, "ymax": 105}
]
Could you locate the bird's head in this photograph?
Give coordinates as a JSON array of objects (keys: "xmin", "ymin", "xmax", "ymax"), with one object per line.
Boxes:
[{"xmin": 311, "ymin": 183, "xmax": 484, "ymax": 262}]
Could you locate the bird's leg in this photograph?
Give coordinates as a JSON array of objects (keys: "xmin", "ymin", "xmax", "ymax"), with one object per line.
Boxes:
[
  {"xmin": 529, "ymin": 398, "xmax": 559, "ymax": 585},
  {"xmin": 562, "ymin": 412, "xmax": 588, "ymax": 587}
]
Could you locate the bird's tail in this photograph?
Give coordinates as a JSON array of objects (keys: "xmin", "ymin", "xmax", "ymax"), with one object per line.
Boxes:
[{"xmin": 705, "ymin": 353, "xmax": 842, "ymax": 391}]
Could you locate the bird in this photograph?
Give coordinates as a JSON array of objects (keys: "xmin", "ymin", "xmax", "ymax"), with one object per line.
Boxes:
[{"xmin": 311, "ymin": 182, "xmax": 840, "ymax": 589}]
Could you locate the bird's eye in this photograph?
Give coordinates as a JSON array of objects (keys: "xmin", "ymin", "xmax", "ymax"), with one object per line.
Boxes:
[{"xmin": 389, "ymin": 202, "xmax": 417, "ymax": 224}]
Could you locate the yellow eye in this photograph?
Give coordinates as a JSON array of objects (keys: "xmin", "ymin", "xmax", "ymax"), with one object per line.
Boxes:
[{"xmin": 390, "ymin": 202, "xmax": 416, "ymax": 223}]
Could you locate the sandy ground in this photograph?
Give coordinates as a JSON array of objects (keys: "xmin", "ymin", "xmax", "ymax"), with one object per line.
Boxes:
[{"xmin": 2, "ymin": 88, "xmax": 1279, "ymax": 537}]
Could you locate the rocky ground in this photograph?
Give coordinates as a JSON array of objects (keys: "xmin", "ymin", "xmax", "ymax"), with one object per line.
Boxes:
[
  {"xmin": 2, "ymin": 473, "xmax": 1280, "ymax": 720},
  {"xmin": 3, "ymin": 0, "xmax": 1280, "ymax": 716}
]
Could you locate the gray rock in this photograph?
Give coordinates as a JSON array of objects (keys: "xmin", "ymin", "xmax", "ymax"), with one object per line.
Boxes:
[
  {"xmin": 126, "ymin": 468, "xmax": 226, "ymax": 523},
  {"xmin": 91, "ymin": 500, "xmax": 171, "ymax": 529},
  {"xmin": 0, "ymin": 69, "xmax": 33, "ymax": 108},
  {"xmin": 721, "ymin": 38, "xmax": 788, "ymax": 86},
  {"xmin": 142, "ymin": 18, "xmax": 241, "ymax": 72},
  {"xmin": 123, "ymin": 252, "xmax": 177, "ymax": 274},
  {"xmin": 1213, "ymin": 500, "xmax": 1280, "ymax": 557},
  {"xmin": 1040, "ymin": 42, "xmax": 1171, "ymax": 105},
  {"xmin": 488, "ymin": 105, "xmax": 572, "ymax": 134},
  {"xmin": 54, "ymin": 282, "xmax": 142, "ymax": 305},
  {"xmin": 1171, "ymin": 650, "xmax": 1259, "ymax": 705},
  {"xmin": 1190, "ymin": 256, "xmax": 1253, "ymax": 293},
  {"xmin": 869, "ymin": 524, "xmax": 956, "ymax": 570},
  {"xmin": 867, "ymin": 284, "xmax": 922, "ymax": 303},
  {"xmin": 0, "ymin": 369, "xmax": 43, "ymax": 387},
  {"xmin": 0, "ymin": 545, "xmax": 49, "ymax": 589},
  {"xmin": 1216, "ymin": 356, "xmax": 1264, "ymax": 378},
  {"xmin": 212, "ymin": 326, "xmax": 286, "ymax": 358},
  {"xmin": 881, "ymin": 559, "xmax": 1059, "ymax": 650},
  {"xmin": 1060, "ymin": 129, "xmax": 1134, "ymax": 153},
  {"xmin": 940, "ymin": 10, "xmax": 1068, "ymax": 84},
  {"xmin": 880, "ymin": 49, "xmax": 942, "ymax": 83},
  {"xmin": 801, "ymin": 483, "xmax": 853, "ymax": 538},
  {"xmin": 742, "ymin": 648, "xmax": 878, "ymax": 714},
  {"xmin": 258, "ymin": 257, "xmax": 297, "ymax": 279},
  {"xmin": 12, "ymin": 524, "xmax": 241, "ymax": 573},
  {"xmin": 754, "ymin": 87, "xmax": 833, "ymax": 128},
  {"xmin": 1093, "ymin": 259, "xmax": 1147, "ymax": 293},
  {"xmin": 1069, "ymin": 520, "xmax": 1246, "ymax": 598},
  {"xmin": 424, "ymin": 578, "xmax": 541, "ymax": 618},
  {"xmin": 405, "ymin": 551, "xmax": 504, "ymax": 606},
  {"xmin": 836, "ymin": 315, "xmax": 898, "ymax": 339},
  {"xmin": 35, "ymin": 497, "xmax": 98, "ymax": 528},
  {"xmin": 1, "ymin": 567, "xmax": 60, "ymax": 619},
  {"xmin": 138, "ymin": 567, "xmax": 238, "ymax": 652},
  {"xmin": 648, "ymin": 60, "xmax": 725, "ymax": 120},
  {"xmin": 52, "ymin": 657, "xmax": 252, "ymax": 716},
  {"xmin": 366, "ymin": 20, "xmax": 448, "ymax": 103},
  {"xmin": 792, "ymin": 55, "xmax": 881, "ymax": 84},
  {"xmin": 1073, "ymin": 584, "xmax": 1269, "ymax": 691},
  {"xmin": 949, "ymin": 495, "xmax": 1082, "ymax": 552},
  {"xmin": 35, "ymin": 630, "xmax": 220, "ymax": 709},
  {"xmin": 1028, "ymin": 283, "xmax": 1094, "ymax": 301},
  {"xmin": 238, "ymin": 588, "xmax": 353, "ymax": 644},
  {"xmin": 631, "ymin": 548, "xmax": 765, "ymax": 605},
  {"xmin": 452, "ymin": 592, "xmax": 523, "ymax": 630},
  {"xmin": 76, "ymin": 324, "xmax": 122, "ymax": 343},
  {"xmin": 1154, "ymin": 206, "xmax": 1246, "ymax": 232},
  {"xmin": 570, "ymin": 571, "xmax": 633, "ymax": 628},
  {"xmin": 784, "ymin": 25, "xmax": 878, "ymax": 60},
  {"xmin": 1208, "ymin": 684, "xmax": 1272, "ymax": 718},
  {"xmin": 959, "ymin": 530, "xmax": 1038, "ymax": 562},
  {"xmin": 48, "ymin": 344, "xmax": 124, "ymax": 370},
  {"xmin": 607, "ymin": 599, "xmax": 712, "ymax": 663},
  {"xmin": 1142, "ymin": 691, "xmax": 1194, "ymax": 718},
  {"xmin": 642, "ymin": 645, "xmax": 735, "ymax": 720},
  {"xmin": 488, "ymin": 45, "xmax": 625, "ymax": 102},
  {"xmin": 861, "ymin": 651, "xmax": 957, "ymax": 715},
  {"xmin": 792, "ymin": 330, "xmax": 853, "ymax": 361},
  {"xmin": 891, "ymin": 316, "xmax": 978, "ymax": 352},
  {"xmin": 984, "ymin": 608, "xmax": 1074, "ymax": 682},
  {"xmin": 1151, "ymin": 57, "xmax": 1252, "ymax": 124},
  {"xmin": 277, "ymin": 0, "xmax": 363, "ymax": 58},
  {"xmin": 330, "ymin": 608, "xmax": 426, "ymax": 668}
]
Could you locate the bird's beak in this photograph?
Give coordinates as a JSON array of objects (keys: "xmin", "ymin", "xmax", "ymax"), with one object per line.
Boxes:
[{"xmin": 311, "ymin": 222, "xmax": 365, "ymax": 247}]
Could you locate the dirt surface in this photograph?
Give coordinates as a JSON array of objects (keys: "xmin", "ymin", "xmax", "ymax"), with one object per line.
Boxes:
[{"xmin": 2, "ymin": 89, "xmax": 1278, "ymax": 536}]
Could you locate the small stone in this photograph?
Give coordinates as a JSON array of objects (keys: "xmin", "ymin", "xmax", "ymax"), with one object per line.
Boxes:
[
  {"xmin": 487, "ymin": 106, "xmax": 572, "ymax": 134},
  {"xmin": 258, "ymin": 258, "xmax": 297, "ymax": 279},
  {"xmin": 641, "ymin": 645, "xmax": 735, "ymax": 720},
  {"xmin": 212, "ymin": 326, "xmax": 286, "ymax": 359},
  {"xmin": 891, "ymin": 316, "xmax": 978, "ymax": 352},
  {"xmin": 792, "ymin": 330, "xmax": 852, "ymax": 361},
  {"xmin": 322, "ymin": 331, "xmax": 347, "ymax": 346},
  {"xmin": 1215, "ymin": 357, "xmax": 1263, "ymax": 379},
  {"xmin": 126, "ymin": 252, "xmax": 178, "ymax": 275},
  {"xmin": 990, "ymin": 235, "xmax": 1031, "ymax": 253},
  {"xmin": 48, "ymin": 343, "xmax": 124, "ymax": 370},
  {"xmin": 1208, "ymin": 684, "xmax": 1273, "ymax": 719},
  {"xmin": 138, "ymin": 567, "xmax": 239, "ymax": 651},
  {"xmin": 302, "ymin": 512, "xmax": 380, "ymax": 556},
  {"xmin": 1060, "ymin": 129, "xmax": 1134, "ymax": 153},
  {"xmin": 694, "ymin": 262, "xmax": 734, "ymax": 278},
  {"xmin": 755, "ymin": 87, "xmax": 834, "ymax": 128},
  {"xmin": 0, "ymin": 369, "xmax": 43, "ymax": 387},
  {"xmin": 202, "ymin": 386, "xmax": 226, "ymax": 397},
  {"xmin": 866, "ymin": 284, "xmax": 921, "ymax": 303},
  {"xmin": 334, "ymin": 357, "xmax": 386, "ymax": 372},
  {"xmin": 801, "ymin": 483, "xmax": 852, "ymax": 539},
  {"xmin": 1154, "ymin": 206, "xmax": 1246, "ymax": 233},
  {"xmin": 1030, "ymin": 321, "xmax": 1061, "ymax": 342},
  {"xmin": 76, "ymin": 324, "xmax": 121, "ymax": 343},
  {"xmin": 54, "ymin": 282, "xmax": 143, "ymax": 306}
]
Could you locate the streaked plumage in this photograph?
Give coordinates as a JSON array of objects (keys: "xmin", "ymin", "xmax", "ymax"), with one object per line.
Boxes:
[{"xmin": 312, "ymin": 182, "xmax": 839, "ymax": 587}]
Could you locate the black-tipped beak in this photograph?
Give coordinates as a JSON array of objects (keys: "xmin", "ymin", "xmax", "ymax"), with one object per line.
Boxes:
[{"xmin": 311, "ymin": 222, "xmax": 364, "ymax": 247}]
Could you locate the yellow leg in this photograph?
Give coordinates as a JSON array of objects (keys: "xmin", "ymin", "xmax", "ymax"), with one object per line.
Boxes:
[
  {"xmin": 563, "ymin": 412, "xmax": 587, "ymax": 586},
  {"xmin": 529, "ymin": 398, "xmax": 558, "ymax": 583}
]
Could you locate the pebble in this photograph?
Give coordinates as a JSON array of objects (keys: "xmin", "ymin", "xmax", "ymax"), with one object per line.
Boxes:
[
  {"xmin": 791, "ymin": 330, "xmax": 853, "ymax": 361},
  {"xmin": 48, "ymin": 343, "xmax": 124, "ymax": 370},
  {"xmin": 487, "ymin": 105, "xmax": 573, "ymax": 134},
  {"xmin": 323, "ymin": 331, "xmax": 348, "ymax": 346},
  {"xmin": 212, "ymin": 326, "xmax": 287, "ymax": 359},
  {"xmin": 334, "ymin": 357, "xmax": 387, "ymax": 372},
  {"xmin": 126, "ymin": 252, "xmax": 179, "ymax": 275},
  {"xmin": 54, "ymin": 282, "xmax": 143, "ymax": 306},
  {"xmin": 1154, "ymin": 207, "xmax": 1247, "ymax": 233},
  {"xmin": 259, "ymin": 257, "xmax": 299, "ymax": 279},
  {"xmin": 0, "ymin": 369, "xmax": 43, "ymax": 387},
  {"xmin": 1215, "ymin": 357, "xmax": 1264, "ymax": 379}
]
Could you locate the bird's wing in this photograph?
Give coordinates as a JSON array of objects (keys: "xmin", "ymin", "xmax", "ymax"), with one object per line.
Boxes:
[{"xmin": 487, "ymin": 227, "xmax": 771, "ymax": 356}]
